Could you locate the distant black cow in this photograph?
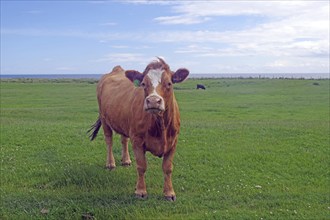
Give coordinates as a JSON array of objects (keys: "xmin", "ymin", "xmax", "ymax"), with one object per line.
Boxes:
[{"xmin": 196, "ymin": 84, "xmax": 206, "ymax": 90}]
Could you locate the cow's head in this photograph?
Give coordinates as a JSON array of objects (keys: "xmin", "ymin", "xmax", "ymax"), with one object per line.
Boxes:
[{"xmin": 125, "ymin": 58, "xmax": 189, "ymax": 114}]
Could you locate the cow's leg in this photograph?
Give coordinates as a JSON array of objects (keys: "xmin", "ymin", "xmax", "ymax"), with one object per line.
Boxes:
[
  {"xmin": 132, "ymin": 140, "xmax": 147, "ymax": 198},
  {"xmin": 121, "ymin": 136, "xmax": 131, "ymax": 166},
  {"xmin": 162, "ymin": 145, "xmax": 176, "ymax": 201},
  {"xmin": 101, "ymin": 121, "xmax": 116, "ymax": 170}
]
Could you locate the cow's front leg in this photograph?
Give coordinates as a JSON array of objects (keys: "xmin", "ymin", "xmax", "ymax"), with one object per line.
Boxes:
[
  {"xmin": 133, "ymin": 143, "xmax": 147, "ymax": 199},
  {"xmin": 162, "ymin": 145, "xmax": 176, "ymax": 201}
]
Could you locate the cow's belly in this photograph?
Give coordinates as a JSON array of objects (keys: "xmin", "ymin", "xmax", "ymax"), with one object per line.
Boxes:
[
  {"xmin": 99, "ymin": 99, "xmax": 131, "ymax": 137},
  {"xmin": 108, "ymin": 120, "xmax": 129, "ymax": 137},
  {"xmin": 103, "ymin": 105, "xmax": 130, "ymax": 137}
]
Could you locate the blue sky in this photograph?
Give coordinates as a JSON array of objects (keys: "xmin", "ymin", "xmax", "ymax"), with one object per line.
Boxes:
[{"xmin": 1, "ymin": 0, "xmax": 329, "ymax": 75}]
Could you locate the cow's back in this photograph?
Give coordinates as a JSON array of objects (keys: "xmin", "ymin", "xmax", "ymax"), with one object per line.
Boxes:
[{"xmin": 97, "ymin": 66, "xmax": 137, "ymax": 137}]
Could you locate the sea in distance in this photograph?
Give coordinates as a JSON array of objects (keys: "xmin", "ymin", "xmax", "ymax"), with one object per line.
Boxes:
[{"xmin": 0, "ymin": 73, "xmax": 329, "ymax": 79}]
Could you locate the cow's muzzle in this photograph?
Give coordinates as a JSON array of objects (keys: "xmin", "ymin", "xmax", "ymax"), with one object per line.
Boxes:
[{"xmin": 144, "ymin": 95, "xmax": 165, "ymax": 113}]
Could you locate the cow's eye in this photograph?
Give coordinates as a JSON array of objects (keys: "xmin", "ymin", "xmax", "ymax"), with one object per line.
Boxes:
[
  {"xmin": 167, "ymin": 82, "xmax": 172, "ymax": 87},
  {"xmin": 141, "ymin": 82, "xmax": 146, "ymax": 87}
]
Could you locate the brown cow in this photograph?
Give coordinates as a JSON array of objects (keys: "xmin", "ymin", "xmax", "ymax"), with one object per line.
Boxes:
[{"xmin": 88, "ymin": 58, "xmax": 189, "ymax": 201}]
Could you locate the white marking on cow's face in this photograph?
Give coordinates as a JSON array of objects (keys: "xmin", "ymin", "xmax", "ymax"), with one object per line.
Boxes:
[
  {"xmin": 146, "ymin": 68, "xmax": 163, "ymax": 88},
  {"xmin": 144, "ymin": 68, "xmax": 165, "ymax": 113}
]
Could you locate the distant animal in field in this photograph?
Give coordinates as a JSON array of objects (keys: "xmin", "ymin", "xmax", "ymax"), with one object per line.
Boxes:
[
  {"xmin": 88, "ymin": 57, "xmax": 189, "ymax": 201},
  {"xmin": 196, "ymin": 84, "xmax": 206, "ymax": 90}
]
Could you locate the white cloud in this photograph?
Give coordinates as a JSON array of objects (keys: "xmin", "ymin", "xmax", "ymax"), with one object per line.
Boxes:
[
  {"xmin": 95, "ymin": 53, "xmax": 149, "ymax": 64},
  {"xmin": 1, "ymin": 28, "xmax": 125, "ymax": 41},
  {"xmin": 122, "ymin": 0, "xmax": 174, "ymax": 5},
  {"xmin": 56, "ymin": 67, "xmax": 77, "ymax": 71},
  {"xmin": 154, "ymin": 15, "xmax": 210, "ymax": 25},
  {"xmin": 150, "ymin": 1, "xmax": 329, "ymax": 61},
  {"xmin": 267, "ymin": 60, "xmax": 290, "ymax": 68},
  {"xmin": 111, "ymin": 45, "xmax": 129, "ymax": 49},
  {"xmin": 175, "ymin": 44, "xmax": 213, "ymax": 54},
  {"xmin": 149, "ymin": 0, "xmax": 329, "ymax": 63},
  {"xmin": 93, "ymin": 53, "xmax": 178, "ymax": 71},
  {"xmin": 264, "ymin": 57, "xmax": 329, "ymax": 73},
  {"xmin": 155, "ymin": 1, "xmax": 328, "ymax": 24}
]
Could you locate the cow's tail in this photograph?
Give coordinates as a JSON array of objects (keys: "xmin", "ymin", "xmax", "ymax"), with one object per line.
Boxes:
[{"xmin": 88, "ymin": 117, "xmax": 102, "ymax": 141}]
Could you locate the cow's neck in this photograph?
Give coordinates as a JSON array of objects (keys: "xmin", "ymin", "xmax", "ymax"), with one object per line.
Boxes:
[
  {"xmin": 148, "ymin": 114, "xmax": 165, "ymax": 138},
  {"xmin": 145, "ymin": 96, "xmax": 178, "ymax": 157},
  {"xmin": 148, "ymin": 96, "xmax": 176, "ymax": 138}
]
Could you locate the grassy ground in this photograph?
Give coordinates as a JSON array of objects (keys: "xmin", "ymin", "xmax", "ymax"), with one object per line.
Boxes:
[{"xmin": 0, "ymin": 78, "xmax": 329, "ymax": 219}]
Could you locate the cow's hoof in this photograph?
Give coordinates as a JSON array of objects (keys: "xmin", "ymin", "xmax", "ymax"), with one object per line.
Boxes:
[
  {"xmin": 121, "ymin": 161, "xmax": 131, "ymax": 167},
  {"xmin": 135, "ymin": 193, "xmax": 148, "ymax": 199},
  {"xmin": 165, "ymin": 195, "xmax": 176, "ymax": 201},
  {"xmin": 105, "ymin": 165, "xmax": 116, "ymax": 170}
]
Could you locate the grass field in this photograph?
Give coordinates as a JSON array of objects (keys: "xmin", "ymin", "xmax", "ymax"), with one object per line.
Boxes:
[{"xmin": 0, "ymin": 78, "xmax": 329, "ymax": 219}]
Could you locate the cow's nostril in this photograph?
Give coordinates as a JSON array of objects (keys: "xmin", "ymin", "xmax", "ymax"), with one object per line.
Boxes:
[{"xmin": 157, "ymin": 99, "xmax": 161, "ymax": 104}]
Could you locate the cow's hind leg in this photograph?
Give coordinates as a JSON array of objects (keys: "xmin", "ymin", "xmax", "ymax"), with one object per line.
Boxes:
[
  {"xmin": 121, "ymin": 136, "xmax": 131, "ymax": 166},
  {"xmin": 102, "ymin": 121, "xmax": 116, "ymax": 170}
]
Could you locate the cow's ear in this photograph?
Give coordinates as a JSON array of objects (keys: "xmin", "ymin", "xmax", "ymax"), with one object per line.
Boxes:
[
  {"xmin": 125, "ymin": 70, "xmax": 144, "ymax": 87},
  {"xmin": 172, "ymin": 68, "xmax": 189, "ymax": 84}
]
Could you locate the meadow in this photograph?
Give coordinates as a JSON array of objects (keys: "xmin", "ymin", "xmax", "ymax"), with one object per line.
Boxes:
[{"xmin": 0, "ymin": 77, "xmax": 329, "ymax": 219}]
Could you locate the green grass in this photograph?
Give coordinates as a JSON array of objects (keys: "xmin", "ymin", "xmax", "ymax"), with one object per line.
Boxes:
[{"xmin": 1, "ymin": 78, "xmax": 329, "ymax": 219}]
